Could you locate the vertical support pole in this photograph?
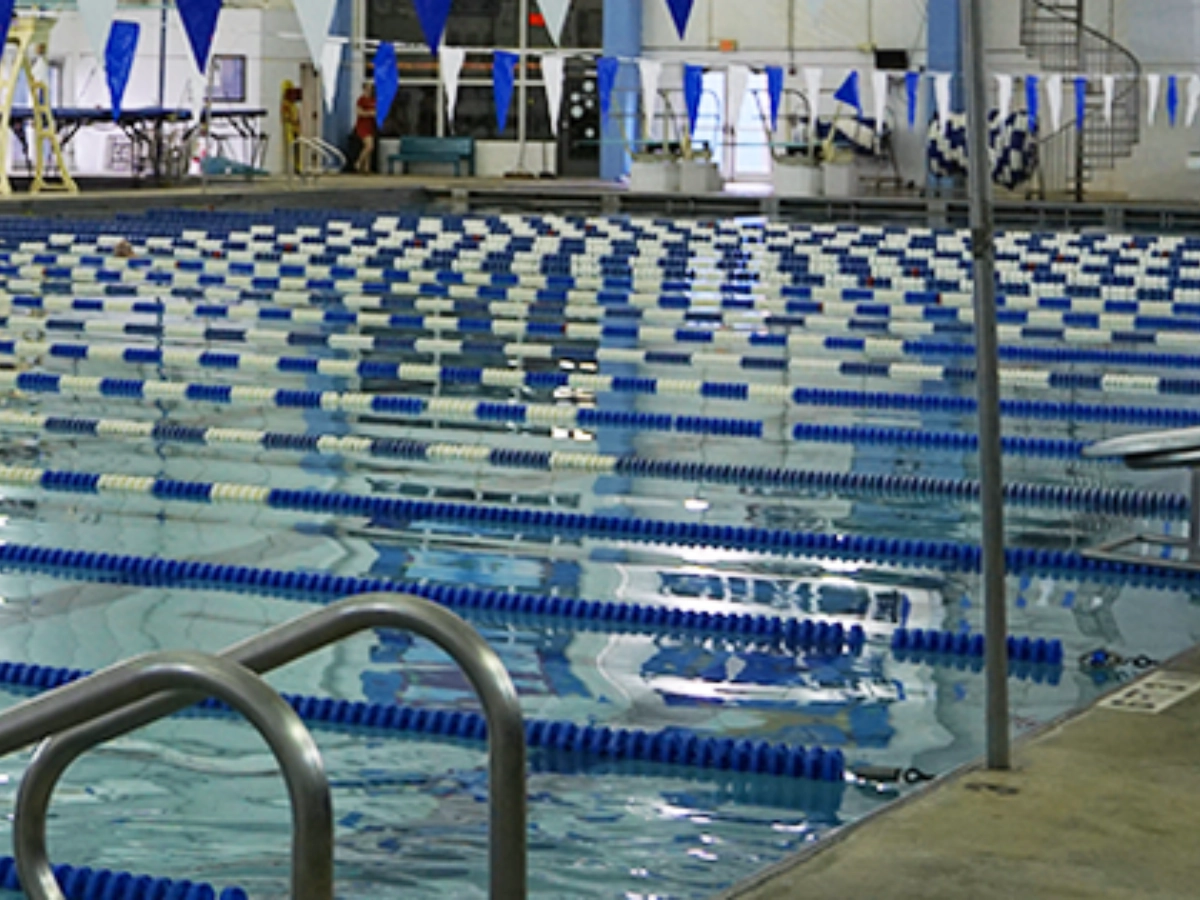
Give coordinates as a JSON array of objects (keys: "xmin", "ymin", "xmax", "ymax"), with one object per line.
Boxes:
[
  {"xmin": 156, "ymin": 2, "xmax": 168, "ymax": 179},
  {"xmin": 961, "ymin": 0, "xmax": 1010, "ymax": 771},
  {"xmin": 1074, "ymin": 0, "xmax": 1087, "ymax": 203},
  {"xmin": 514, "ymin": 0, "xmax": 530, "ymax": 172},
  {"xmin": 601, "ymin": 0, "xmax": 641, "ymax": 181}
]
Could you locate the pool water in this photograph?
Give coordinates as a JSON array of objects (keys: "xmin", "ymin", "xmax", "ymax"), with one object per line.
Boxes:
[{"xmin": 0, "ymin": 211, "xmax": 1192, "ymax": 898}]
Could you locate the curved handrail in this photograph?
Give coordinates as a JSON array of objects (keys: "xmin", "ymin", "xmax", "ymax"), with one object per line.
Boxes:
[
  {"xmin": 5, "ymin": 650, "xmax": 333, "ymax": 900},
  {"xmin": 15, "ymin": 594, "xmax": 527, "ymax": 900},
  {"xmin": 289, "ymin": 135, "xmax": 347, "ymax": 182}
]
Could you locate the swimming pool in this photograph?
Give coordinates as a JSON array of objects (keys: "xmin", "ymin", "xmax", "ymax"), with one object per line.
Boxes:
[{"xmin": 0, "ymin": 210, "xmax": 1194, "ymax": 898}]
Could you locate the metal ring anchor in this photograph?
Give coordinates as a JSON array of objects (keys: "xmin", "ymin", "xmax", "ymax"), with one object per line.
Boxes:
[
  {"xmin": 14, "ymin": 593, "xmax": 526, "ymax": 900},
  {"xmin": 6, "ymin": 650, "xmax": 333, "ymax": 900}
]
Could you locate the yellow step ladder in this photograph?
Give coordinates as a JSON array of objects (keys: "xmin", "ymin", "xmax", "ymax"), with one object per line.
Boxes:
[{"xmin": 0, "ymin": 14, "xmax": 76, "ymax": 196}]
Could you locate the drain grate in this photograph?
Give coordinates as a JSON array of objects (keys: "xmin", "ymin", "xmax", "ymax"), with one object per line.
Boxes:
[{"xmin": 1099, "ymin": 671, "xmax": 1200, "ymax": 714}]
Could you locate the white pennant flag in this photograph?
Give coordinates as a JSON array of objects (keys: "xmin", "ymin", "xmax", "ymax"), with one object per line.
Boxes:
[
  {"xmin": 536, "ymin": 0, "xmax": 573, "ymax": 47},
  {"xmin": 804, "ymin": 67, "xmax": 822, "ymax": 142},
  {"xmin": 726, "ymin": 64, "xmax": 750, "ymax": 135},
  {"xmin": 872, "ymin": 70, "xmax": 888, "ymax": 133},
  {"xmin": 1188, "ymin": 74, "xmax": 1200, "ymax": 127},
  {"xmin": 639, "ymin": 59, "xmax": 663, "ymax": 138},
  {"xmin": 934, "ymin": 72, "xmax": 952, "ymax": 125},
  {"xmin": 184, "ymin": 70, "xmax": 207, "ymax": 126},
  {"xmin": 440, "ymin": 46, "xmax": 467, "ymax": 128},
  {"xmin": 995, "ymin": 73, "xmax": 1013, "ymax": 122},
  {"xmin": 1047, "ymin": 73, "xmax": 1063, "ymax": 130},
  {"xmin": 1103, "ymin": 74, "xmax": 1115, "ymax": 124},
  {"xmin": 321, "ymin": 38, "xmax": 342, "ymax": 113},
  {"xmin": 79, "ymin": 0, "xmax": 119, "ymax": 66},
  {"xmin": 294, "ymin": 0, "xmax": 338, "ymax": 76},
  {"xmin": 541, "ymin": 53, "xmax": 566, "ymax": 136},
  {"xmin": 1148, "ymin": 73, "xmax": 1161, "ymax": 126}
]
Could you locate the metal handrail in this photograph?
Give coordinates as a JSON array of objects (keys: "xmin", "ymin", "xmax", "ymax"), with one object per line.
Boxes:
[
  {"xmin": 15, "ymin": 594, "xmax": 527, "ymax": 900},
  {"xmin": 2, "ymin": 650, "xmax": 333, "ymax": 900},
  {"xmin": 287, "ymin": 135, "xmax": 347, "ymax": 184}
]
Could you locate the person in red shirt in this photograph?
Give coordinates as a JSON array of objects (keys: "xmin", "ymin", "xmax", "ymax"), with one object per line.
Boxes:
[{"xmin": 355, "ymin": 82, "xmax": 377, "ymax": 174}]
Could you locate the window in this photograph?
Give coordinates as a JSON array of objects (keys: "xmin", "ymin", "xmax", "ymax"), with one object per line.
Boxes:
[
  {"xmin": 366, "ymin": 0, "xmax": 603, "ymax": 140},
  {"xmin": 211, "ymin": 55, "xmax": 246, "ymax": 104}
]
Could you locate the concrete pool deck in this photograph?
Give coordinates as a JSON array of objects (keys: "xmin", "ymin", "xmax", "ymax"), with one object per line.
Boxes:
[{"xmin": 721, "ymin": 644, "xmax": 1200, "ymax": 900}]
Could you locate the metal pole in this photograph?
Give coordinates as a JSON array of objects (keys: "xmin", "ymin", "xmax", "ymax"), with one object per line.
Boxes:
[
  {"xmin": 960, "ymin": 0, "xmax": 1010, "ymax": 770},
  {"xmin": 513, "ymin": 0, "xmax": 531, "ymax": 174},
  {"xmin": 156, "ymin": 2, "xmax": 168, "ymax": 179},
  {"xmin": 1074, "ymin": 0, "xmax": 1086, "ymax": 202}
]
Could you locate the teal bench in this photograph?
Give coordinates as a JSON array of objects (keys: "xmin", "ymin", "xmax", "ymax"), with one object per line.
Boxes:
[{"xmin": 387, "ymin": 136, "xmax": 476, "ymax": 176}]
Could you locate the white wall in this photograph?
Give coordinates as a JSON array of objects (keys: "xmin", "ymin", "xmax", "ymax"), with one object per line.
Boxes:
[
  {"xmin": 638, "ymin": 0, "xmax": 1200, "ymax": 201},
  {"xmin": 34, "ymin": 7, "xmax": 312, "ymax": 177}
]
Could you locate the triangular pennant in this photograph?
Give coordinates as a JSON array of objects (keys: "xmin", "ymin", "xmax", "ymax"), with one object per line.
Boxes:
[
  {"xmin": 803, "ymin": 67, "xmax": 822, "ymax": 141},
  {"xmin": 184, "ymin": 69, "xmax": 207, "ymax": 124},
  {"xmin": 765, "ymin": 66, "xmax": 784, "ymax": 131},
  {"xmin": 872, "ymin": 70, "xmax": 888, "ymax": 133},
  {"xmin": 1103, "ymin": 74, "xmax": 1115, "ymax": 125},
  {"xmin": 1148, "ymin": 73, "xmax": 1161, "ymax": 126},
  {"xmin": 905, "ymin": 70, "xmax": 920, "ymax": 129},
  {"xmin": 320, "ymin": 39, "xmax": 342, "ymax": 112},
  {"xmin": 177, "ymin": 0, "xmax": 223, "ymax": 74},
  {"xmin": 1188, "ymin": 75, "xmax": 1200, "ymax": 128},
  {"xmin": 726, "ymin": 64, "xmax": 750, "ymax": 136},
  {"xmin": 934, "ymin": 72, "xmax": 952, "ymax": 125},
  {"xmin": 995, "ymin": 73, "xmax": 1012, "ymax": 122},
  {"xmin": 295, "ymin": 0, "xmax": 338, "ymax": 76},
  {"xmin": 1168, "ymin": 74, "xmax": 1180, "ymax": 126},
  {"xmin": 412, "ymin": 0, "xmax": 453, "ymax": 56},
  {"xmin": 833, "ymin": 70, "xmax": 861, "ymax": 112},
  {"xmin": 374, "ymin": 42, "xmax": 398, "ymax": 130},
  {"xmin": 1047, "ymin": 73, "xmax": 1062, "ymax": 130},
  {"xmin": 683, "ymin": 63, "xmax": 703, "ymax": 136},
  {"xmin": 0, "ymin": 0, "xmax": 12, "ymax": 60},
  {"xmin": 640, "ymin": 59, "xmax": 663, "ymax": 137},
  {"xmin": 1074, "ymin": 76, "xmax": 1087, "ymax": 132},
  {"xmin": 1025, "ymin": 74, "xmax": 1040, "ymax": 132},
  {"xmin": 597, "ymin": 55, "xmax": 619, "ymax": 126},
  {"xmin": 665, "ymin": 0, "xmax": 694, "ymax": 39},
  {"xmin": 536, "ymin": 0, "xmax": 572, "ymax": 46},
  {"xmin": 541, "ymin": 53, "xmax": 566, "ymax": 136},
  {"xmin": 79, "ymin": 0, "xmax": 119, "ymax": 66},
  {"xmin": 493, "ymin": 49, "xmax": 519, "ymax": 133},
  {"xmin": 105, "ymin": 21, "xmax": 139, "ymax": 121},
  {"xmin": 440, "ymin": 46, "xmax": 466, "ymax": 127}
]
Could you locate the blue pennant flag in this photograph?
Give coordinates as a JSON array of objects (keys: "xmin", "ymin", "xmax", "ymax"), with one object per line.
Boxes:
[
  {"xmin": 765, "ymin": 66, "xmax": 784, "ymax": 131},
  {"xmin": 1074, "ymin": 76, "xmax": 1087, "ymax": 132},
  {"xmin": 105, "ymin": 21, "xmax": 140, "ymax": 121},
  {"xmin": 683, "ymin": 63, "xmax": 703, "ymax": 136},
  {"xmin": 177, "ymin": 0, "xmax": 222, "ymax": 74},
  {"xmin": 1026, "ymin": 74, "xmax": 1040, "ymax": 132},
  {"xmin": 374, "ymin": 42, "xmax": 398, "ymax": 130},
  {"xmin": 493, "ymin": 50, "xmax": 519, "ymax": 133},
  {"xmin": 1168, "ymin": 74, "xmax": 1180, "ymax": 126},
  {"xmin": 596, "ymin": 56, "xmax": 619, "ymax": 126},
  {"xmin": 412, "ymin": 0, "xmax": 452, "ymax": 56},
  {"xmin": 665, "ymin": 0, "xmax": 695, "ymax": 39},
  {"xmin": 0, "ymin": 0, "xmax": 14, "ymax": 61},
  {"xmin": 905, "ymin": 71, "xmax": 919, "ymax": 129},
  {"xmin": 833, "ymin": 70, "xmax": 861, "ymax": 112}
]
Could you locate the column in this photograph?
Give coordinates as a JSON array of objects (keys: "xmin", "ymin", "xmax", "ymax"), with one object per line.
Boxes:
[{"xmin": 601, "ymin": 0, "xmax": 642, "ymax": 181}]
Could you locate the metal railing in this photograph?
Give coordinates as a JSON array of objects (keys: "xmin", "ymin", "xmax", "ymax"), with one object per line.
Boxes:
[
  {"xmin": 0, "ymin": 650, "xmax": 334, "ymax": 900},
  {"xmin": 287, "ymin": 136, "xmax": 348, "ymax": 184},
  {"xmin": 13, "ymin": 593, "xmax": 528, "ymax": 900},
  {"xmin": 1021, "ymin": 0, "xmax": 1141, "ymax": 200}
]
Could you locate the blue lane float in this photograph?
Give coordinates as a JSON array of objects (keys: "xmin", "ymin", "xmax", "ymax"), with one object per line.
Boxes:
[
  {"xmin": 0, "ymin": 855, "xmax": 245, "ymax": 899},
  {"xmin": 0, "ymin": 660, "xmax": 845, "ymax": 782},
  {"xmin": 0, "ymin": 544, "xmax": 864, "ymax": 653}
]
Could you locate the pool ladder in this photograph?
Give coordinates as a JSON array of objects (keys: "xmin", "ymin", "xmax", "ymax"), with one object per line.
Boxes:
[{"xmin": 0, "ymin": 593, "xmax": 528, "ymax": 900}]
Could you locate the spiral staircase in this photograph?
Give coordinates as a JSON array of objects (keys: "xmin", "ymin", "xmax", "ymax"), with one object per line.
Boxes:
[{"xmin": 1020, "ymin": 0, "xmax": 1142, "ymax": 200}]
